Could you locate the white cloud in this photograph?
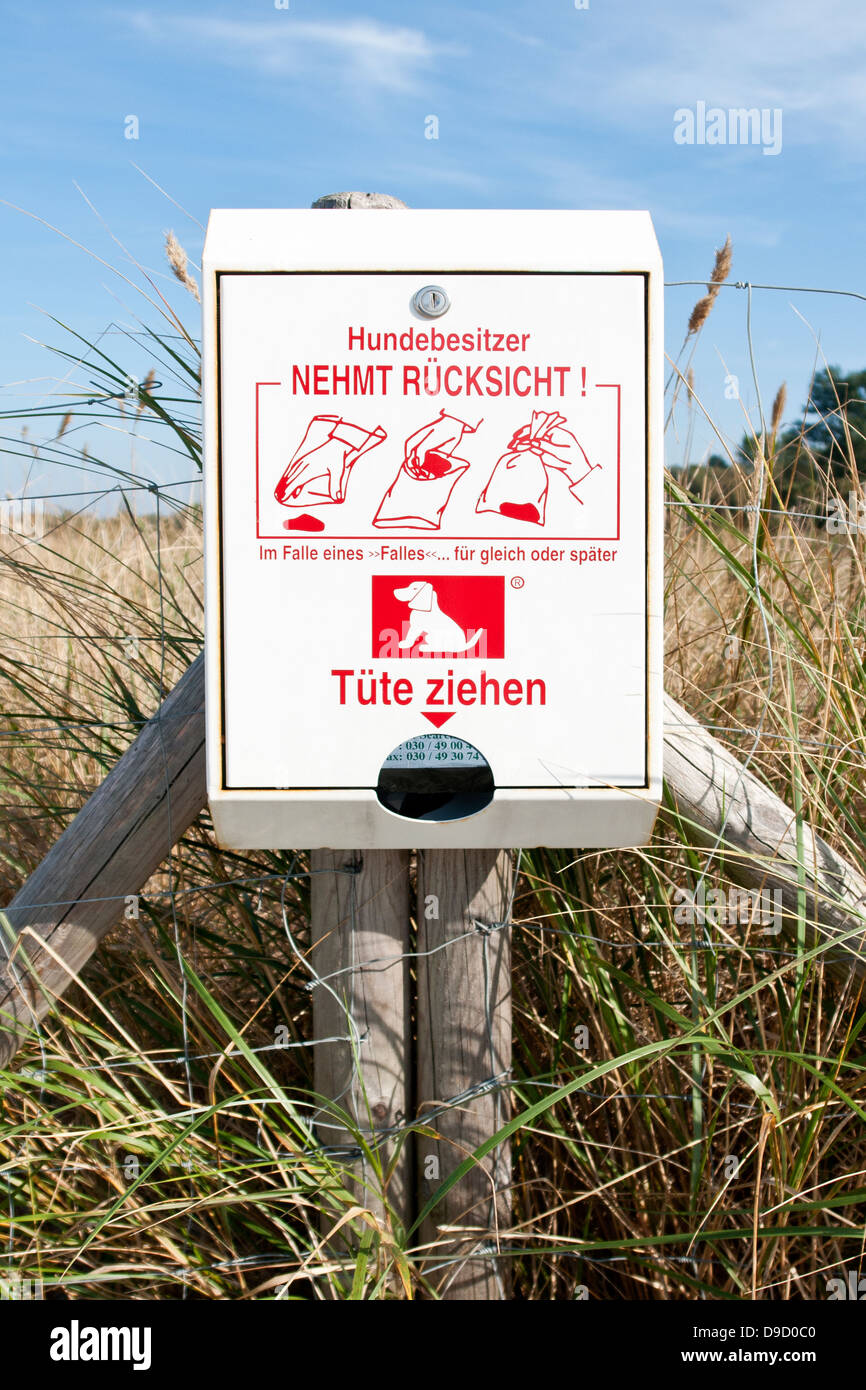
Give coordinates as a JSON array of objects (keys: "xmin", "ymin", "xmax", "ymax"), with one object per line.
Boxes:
[
  {"xmin": 124, "ymin": 11, "xmax": 450, "ymax": 93},
  {"xmin": 564, "ymin": 0, "xmax": 866, "ymax": 146}
]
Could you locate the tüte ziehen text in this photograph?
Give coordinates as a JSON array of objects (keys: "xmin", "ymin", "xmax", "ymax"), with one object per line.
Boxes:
[{"xmin": 331, "ymin": 669, "xmax": 546, "ymax": 708}]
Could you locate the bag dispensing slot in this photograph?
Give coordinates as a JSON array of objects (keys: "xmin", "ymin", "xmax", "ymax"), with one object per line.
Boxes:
[{"xmin": 376, "ymin": 734, "xmax": 494, "ymax": 822}]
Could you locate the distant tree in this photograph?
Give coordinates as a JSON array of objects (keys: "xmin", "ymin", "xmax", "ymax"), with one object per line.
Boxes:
[
  {"xmin": 679, "ymin": 367, "xmax": 866, "ymax": 515},
  {"xmin": 803, "ymin": 366, "xmax": 866, "ymax": 479}
]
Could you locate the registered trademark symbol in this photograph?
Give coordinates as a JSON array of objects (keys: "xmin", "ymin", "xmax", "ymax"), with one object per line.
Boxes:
[{"xmin": 511, "ymin": 576, "xmax": 525, "ymax": 589}]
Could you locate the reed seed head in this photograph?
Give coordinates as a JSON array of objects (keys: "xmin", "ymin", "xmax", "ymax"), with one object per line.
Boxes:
[
  {"xmin": 164, "ymin": 230, "xmax": 201, "ymax": 303},
  {"xmin": 687, "ymin": 236, "xmax": 733, "ymax": 335},
  {"xmin": 709, "ymin": 235, "xmax": 733, "ymax": 289},
  {"xmin": 688, "ymin": 295, "xmax": 714, "ymax": 335}
]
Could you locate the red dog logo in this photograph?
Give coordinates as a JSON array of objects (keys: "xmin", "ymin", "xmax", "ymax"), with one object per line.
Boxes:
[{"xmin": 372, "ymin": 575, "xmax": 505, "ymax": 659}]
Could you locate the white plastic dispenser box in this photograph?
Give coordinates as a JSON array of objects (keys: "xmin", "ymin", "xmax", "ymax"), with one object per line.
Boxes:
[{"xmin": 203, "ymin": 209, "xmax": 663, "ymax": 849}]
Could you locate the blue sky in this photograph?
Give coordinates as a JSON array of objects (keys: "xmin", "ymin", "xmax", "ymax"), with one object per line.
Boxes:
[{"xmin": 1, "ymin": 0, "xmax": 865, "ymax": 497}]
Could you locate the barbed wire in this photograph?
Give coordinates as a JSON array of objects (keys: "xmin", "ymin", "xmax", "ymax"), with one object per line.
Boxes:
[
  {"xmin": 2, "ymin": 274, "xmax": 865, "ymax": 1300},
  {"xmin": 664, "ymin": 278, "xmax": 866, "ymax": 304},
  {"xmin": 0, "ymin": 478, "xmax": 200, "ymax": 504},
  {"xmin": 0, "ymin": 876, "xmax": 827, "ymax": 960},
  {"xmin": 0, "ymin": 487, "xmax": 856, "ymax": 527},
  {"xmin": 5, "ymin": 714, "xmax": 866, "ymax": 757}
]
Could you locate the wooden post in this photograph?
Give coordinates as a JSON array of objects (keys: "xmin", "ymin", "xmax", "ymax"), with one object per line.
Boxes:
[
  {"xmin": 663, "ymin": 693, "xmax": 866, "ymax": 977},
  {"xmin": 305, "ymin": 194, "xmax": 414, "ymax": 1261},
  {"xmin": 311, "ymin": 192, "xmax": 409, "ymax": 210},
  {"xmin": 305, "ymin": 193, "xmax": 514, "ymax": 1295},
  {"xmin": 416, "ymin": 850, "xmax": 513, "ymax": 1299},
  {"xmin": 310, "ymin": 849, "xmax": 411, "ymax": 1231},
  {"xmin": 0, "ymin": 654, "xmax": 206, "ymax": 1064}
]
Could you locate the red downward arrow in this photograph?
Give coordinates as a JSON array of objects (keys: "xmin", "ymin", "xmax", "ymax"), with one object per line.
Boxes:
[{"xmin": 422, "ymin": 710, "xmax": 455, "ymax": 728}]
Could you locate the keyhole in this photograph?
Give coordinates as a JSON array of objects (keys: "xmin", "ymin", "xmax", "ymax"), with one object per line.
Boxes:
[{"xmin": 412, "ymin": 284, "xmax": 451, "ymax": 319}]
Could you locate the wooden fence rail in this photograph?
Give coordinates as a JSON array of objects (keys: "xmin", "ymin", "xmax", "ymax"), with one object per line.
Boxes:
[{"xmin": 2, "ymin": 654, "xmax": 863, "ymax": 1063}]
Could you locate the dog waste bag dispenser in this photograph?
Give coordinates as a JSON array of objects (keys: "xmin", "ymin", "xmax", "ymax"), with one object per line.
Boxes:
[{"xmin": 203, "ymin": 209, "xmax": 663, "ymax": 849}]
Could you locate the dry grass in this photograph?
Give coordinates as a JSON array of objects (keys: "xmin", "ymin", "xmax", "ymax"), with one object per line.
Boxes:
[{"xmin": 0, "ymin": 246, "xmax": 864, "ymax": 1300}]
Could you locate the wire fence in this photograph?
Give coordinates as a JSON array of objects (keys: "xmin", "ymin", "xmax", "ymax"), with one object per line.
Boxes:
[{"xmin": 0, "ymin": 273, "xmax": 865, "ymax": 1300}]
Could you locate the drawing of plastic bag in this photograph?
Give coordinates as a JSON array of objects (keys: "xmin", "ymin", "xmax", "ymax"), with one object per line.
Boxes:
[
  {"xmin": 275, "ymin": 415, "xmax": 386, "ymax": 508},
  {"xmin": 373, "ymin": 410, "xmax": 480, "ymax": 530},
  {"xmin": 476, "ymin": 410, "xmax": 597, "ymax": 525}
]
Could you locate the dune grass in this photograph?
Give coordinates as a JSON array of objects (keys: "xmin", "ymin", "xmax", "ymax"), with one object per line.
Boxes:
[{"xmin": 0, "ymin": 238, "xmax": 864, "ymax": 1300}]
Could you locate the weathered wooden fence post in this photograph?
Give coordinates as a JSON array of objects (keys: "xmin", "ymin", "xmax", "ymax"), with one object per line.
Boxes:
[
  {"xmin": 304, "ymin": 195, "xmax": 416, "ymax": 1256},
  {"xmin": 310, "ymin": 849, "xmax": 411, "ymax": 1229},
  {"xmin": 0, "ymin": 655, "xmax": 206, "ymax": 1059},
  {"xmin": 416, "ymin": 849, "xmax": 513, "ymax": 1299},
  {"xmin": 306, "ymin": 196, "xmax": 514, "ymax": 1297}
]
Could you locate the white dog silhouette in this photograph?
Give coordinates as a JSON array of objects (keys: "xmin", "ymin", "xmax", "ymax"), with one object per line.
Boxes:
[{"xmin": 394, "ymin": 581, "xmax": 482, "ymax": 654}]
